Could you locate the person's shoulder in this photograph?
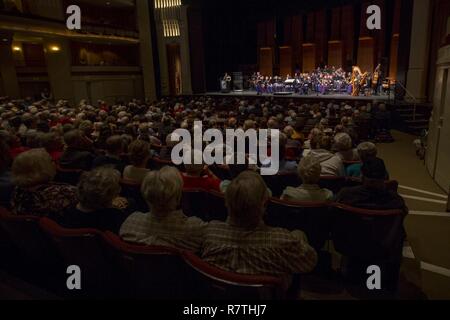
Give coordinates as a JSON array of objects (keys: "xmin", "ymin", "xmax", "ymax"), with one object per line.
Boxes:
[
  {"xmin": 123, "ymin": 211, "xmax": 148, "ymax": 223},
  {"xmin": 262, "ymin": 224, "xmax": 308, "ymax": 243}
]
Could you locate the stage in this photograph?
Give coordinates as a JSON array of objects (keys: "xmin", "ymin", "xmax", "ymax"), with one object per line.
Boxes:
[{"xmin": 201, "ymin": 90, "xmax": 393, "ymax": 103}]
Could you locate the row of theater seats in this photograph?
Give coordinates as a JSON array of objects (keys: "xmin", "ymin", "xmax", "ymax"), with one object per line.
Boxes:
[{"xmin": 0, "ymin": 207, "xmax": 286, "ymax": 300}]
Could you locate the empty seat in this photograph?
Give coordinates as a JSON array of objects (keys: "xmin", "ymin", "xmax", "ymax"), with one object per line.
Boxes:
[
  {"xmin": 182, "ymin": 251, "xmax": 287, "ymax": 300},
  {"xmin": 265, "ymin": 199, "xmax": 331, "ymax": 251},
  {"xmin": 102, "ymin": 232, "xmax": 188, "ymax": 299}
]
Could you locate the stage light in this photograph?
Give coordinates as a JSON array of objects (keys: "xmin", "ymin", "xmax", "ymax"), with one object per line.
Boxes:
[
  {"xmin": 12, "ymin": 46, "xmax": 21, "ymax": 52},
  {"xmin": 50, "ymin": 45, "xmax": 61, "ymax": 52}
]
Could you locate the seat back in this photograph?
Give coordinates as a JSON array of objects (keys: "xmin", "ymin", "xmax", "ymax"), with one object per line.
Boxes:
[
  {"xmin": 207, "ymin": 190, "xmax": 228, "ymax": 222},
  {"xmin": 331, "ymin": 204, "xmax": 406, "ymax": 292},
  {"xmin": 102, "ymin": 232, "xmax": 188, "ymax": 299},
  {"xmin": 120, "ymin": 179, "xmax": 147, "ymax": 212},
  {"xmin": 0, "ymin": 208, "xmax": 61, "ymax": 270},
  {"xmin": 182, "ymin": 251, "xmax": 286, "ymax": 300},
  {"xmin": 331, "ymin": 204, "xmax": 405, "ymax": 261},
  {"xmin": 181, "ymin": 189, "xmax": 209, "ymax": 221},
  {"xmin": 262, "ymin": 174, "xmax": 301, "ymax": 198},
  {"xmin": 209, "ymin": 164, "xmax": 232, "ymax": 181},
  {"xmin": 319, "ymin": 176, "xmax": 346, "ymax": 194},
  {"xmin": 39, "ymin": 218, "xmax": 114, "ymax": 297},
  {"xmin": 266, "ymin": 199, "xmax": 331, "ymax": 250},
  {"xmin": 54, "ymin": 165, "xmax": 83, "ymax": 186}
]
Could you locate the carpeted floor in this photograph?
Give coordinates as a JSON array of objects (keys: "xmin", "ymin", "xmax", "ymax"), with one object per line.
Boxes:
[{"xmin": 377, "ymin": 130, "xmax": 448, "ymax": 212}]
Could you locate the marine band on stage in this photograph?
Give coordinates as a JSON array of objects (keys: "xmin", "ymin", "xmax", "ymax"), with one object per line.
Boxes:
[{"xmin": 241, "ymin": 64, "xmax": 388, "ymax": 97}]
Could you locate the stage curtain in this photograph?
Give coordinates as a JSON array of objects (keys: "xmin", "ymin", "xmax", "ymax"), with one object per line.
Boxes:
[
  {"xmin": 389, "ymin": 34, "xmax": 399, "ymax": 81},
  {"xmin": 259, "ymin": 47, "xmax": 273, "ymax": 76},
  {"xmin": 302, "ymin": 44, "xmax": 316, "ymax": 73},
  {"xmin": 279, "ymin": 46, "xmax": 293, "ymax": 77},
  {"xmin": 357, "ymin": 38, "xmax": 375, "ymax": 73},
  {"xmin": 328, "ymin": 41, "xmax": 343, "ymax": 68}
]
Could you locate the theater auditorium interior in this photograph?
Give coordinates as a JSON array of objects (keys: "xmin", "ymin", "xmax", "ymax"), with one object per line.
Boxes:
[{"xmin": 0, "ymin": 0, "xmax": 449, "ymax": 302}]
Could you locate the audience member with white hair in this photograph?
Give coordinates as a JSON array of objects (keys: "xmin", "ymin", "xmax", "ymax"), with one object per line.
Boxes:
[
  {"xmin": 120, "ymin": 166, "xmax": 207, "ymax": 251},
  {"xmin": 309, "ymin": 133, "xmax": 345, "ymax": 177},
  {"xmin": 281, "ymin": 155, "xmax": 333, "ymax": 202},
  {"xmin": 334, "ymin": 132, "xmax": 360, "ymax": 162},
  {"xmin": 60, "ymin": 167, "xmax": 127, "ymax": 233},
  {"xmin": 11, "ymin": 149, "xmax": 78, "ymax": 217},
  {"xmin": 123, "ymin": 139, "xmax": 152, "ymax": 184},
  {"xmin": 201, "ymin": 171, "xmax": 318, "ymax": 277}
]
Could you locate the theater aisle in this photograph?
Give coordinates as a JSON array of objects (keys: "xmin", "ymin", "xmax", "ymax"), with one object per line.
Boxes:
[{"xmin": 377, "ymin": 130, "xmax": 448, "ymax": 212}]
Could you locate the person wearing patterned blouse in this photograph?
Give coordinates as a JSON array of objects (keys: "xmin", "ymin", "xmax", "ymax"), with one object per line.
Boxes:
[{"xmin": 11, "ymin": 149, "xmax": 78, "ymax": 218}]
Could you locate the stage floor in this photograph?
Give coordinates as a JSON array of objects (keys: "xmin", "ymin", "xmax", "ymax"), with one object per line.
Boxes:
[{"xmin": 202, "ymin": 90, "xmax": 393, "ymax": 102}]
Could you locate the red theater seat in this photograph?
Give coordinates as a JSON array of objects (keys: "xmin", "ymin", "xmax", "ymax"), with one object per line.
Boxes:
[
  {"xmin": 102, "ymin": 232, "xmax": 188, "ymax": 299},
  {"xmin": 330, "ymin": 203, "xmax": 406, "ymax": 292},
  {"xmin": 182, "ymin": 251, "xmax": 287, "ymax": 300},
  {"xmin": 39, "ymin": 218, "xmax": 115, "ymax": 298},
  {"xmin": 0, "ymin": 208, "xmax": 63, "ymax": 286},
  {"xmin": 266, "ymin": 199, "xmax": 331, "ymax": 251}
]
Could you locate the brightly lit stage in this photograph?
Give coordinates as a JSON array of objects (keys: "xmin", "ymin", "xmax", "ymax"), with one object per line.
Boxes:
[{"xmin": 201, "ymin": 90, "xmax": 393, "ymax": 103}]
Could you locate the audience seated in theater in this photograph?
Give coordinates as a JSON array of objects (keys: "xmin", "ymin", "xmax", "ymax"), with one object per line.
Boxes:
[
  {"xmin": 11, "ymin": 149, "xmax": 78, "ymax": 217},
  {"xmin": 182, "ymin": 149, "xmax": 221, "ymax": 191},
  {"xmin": 281, "ymin": 155, "xmax": 333, "ymax": 202},
  {"xmin": 263, "ymin": 133, "xmax": 297, "ymax": 174},
  {"xmin": 120, "ymin": 166, "xmax": 207, "ymax": 251},
  {"xmin": 333, "ymin": 133, "xmax": 360, "ymax": 162},
  {"xmin": 60, "ymin": 168, "xmax": 128, "ymax": 233},
  {"xmin": 309, "ymin": 132, "xmax": 345, "ymax": 177},
  {"xmin": 346, "ymin": 142, "xmax": 378, "ymax": 178},
  {"xmin": 0, "ymin": 140, "xmax": 14, "ymax": 209},
  {"xmin": 159, "ymin": 133, "xmax": 180, "ymax": 161},
  {"xmin": 220, "ymin": 152, "xmax": 250, "ymax": 193},
  {"xmin": 336, "ymin": 158, "xmax": 406, "ymax": 211},
  {"xmin": 40, "ymin": 132, "xmax": 64, "ymax": 162},
  {"xmin": 201, "ymin": 171, "xmax": 317, "ymax": 277},
  {"xmin": 123, "ymin": 139, "xmax": 151, "ymax": 184},
  {"xmin": 92, "ymin": 135, "xmax": 126, "ymax": 173},
  {"xmin": 59, "ymin": 129, "xmax": 95, "ymax": 170}
]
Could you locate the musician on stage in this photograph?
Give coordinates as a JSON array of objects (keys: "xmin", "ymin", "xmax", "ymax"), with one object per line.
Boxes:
[{"xmin": 372, "ymin": 63, "xmax": 382, "ymax": 95}]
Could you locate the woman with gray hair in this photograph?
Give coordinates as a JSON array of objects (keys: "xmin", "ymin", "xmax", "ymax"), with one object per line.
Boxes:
[
  {"xmin": 281, "ymin": 155, "xmax": 333, "ymax": 202},
  {"xmin": 120, "ymin": 166, "xmax": 207, "ymax": 252},
  {"xmin": 11, "ymin": 149, "xmax": 77, "ymax": 217},
  {"xmin": 346, "ymin": 142, "xmax": 383, "ymax": 178},
  {"xmin": 61, "ymin": 167, "xmax": 127, "ymax": 233},
  {"xmin": 334, "ymin": 132, "xmax": 360, "ymax": 161}
]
